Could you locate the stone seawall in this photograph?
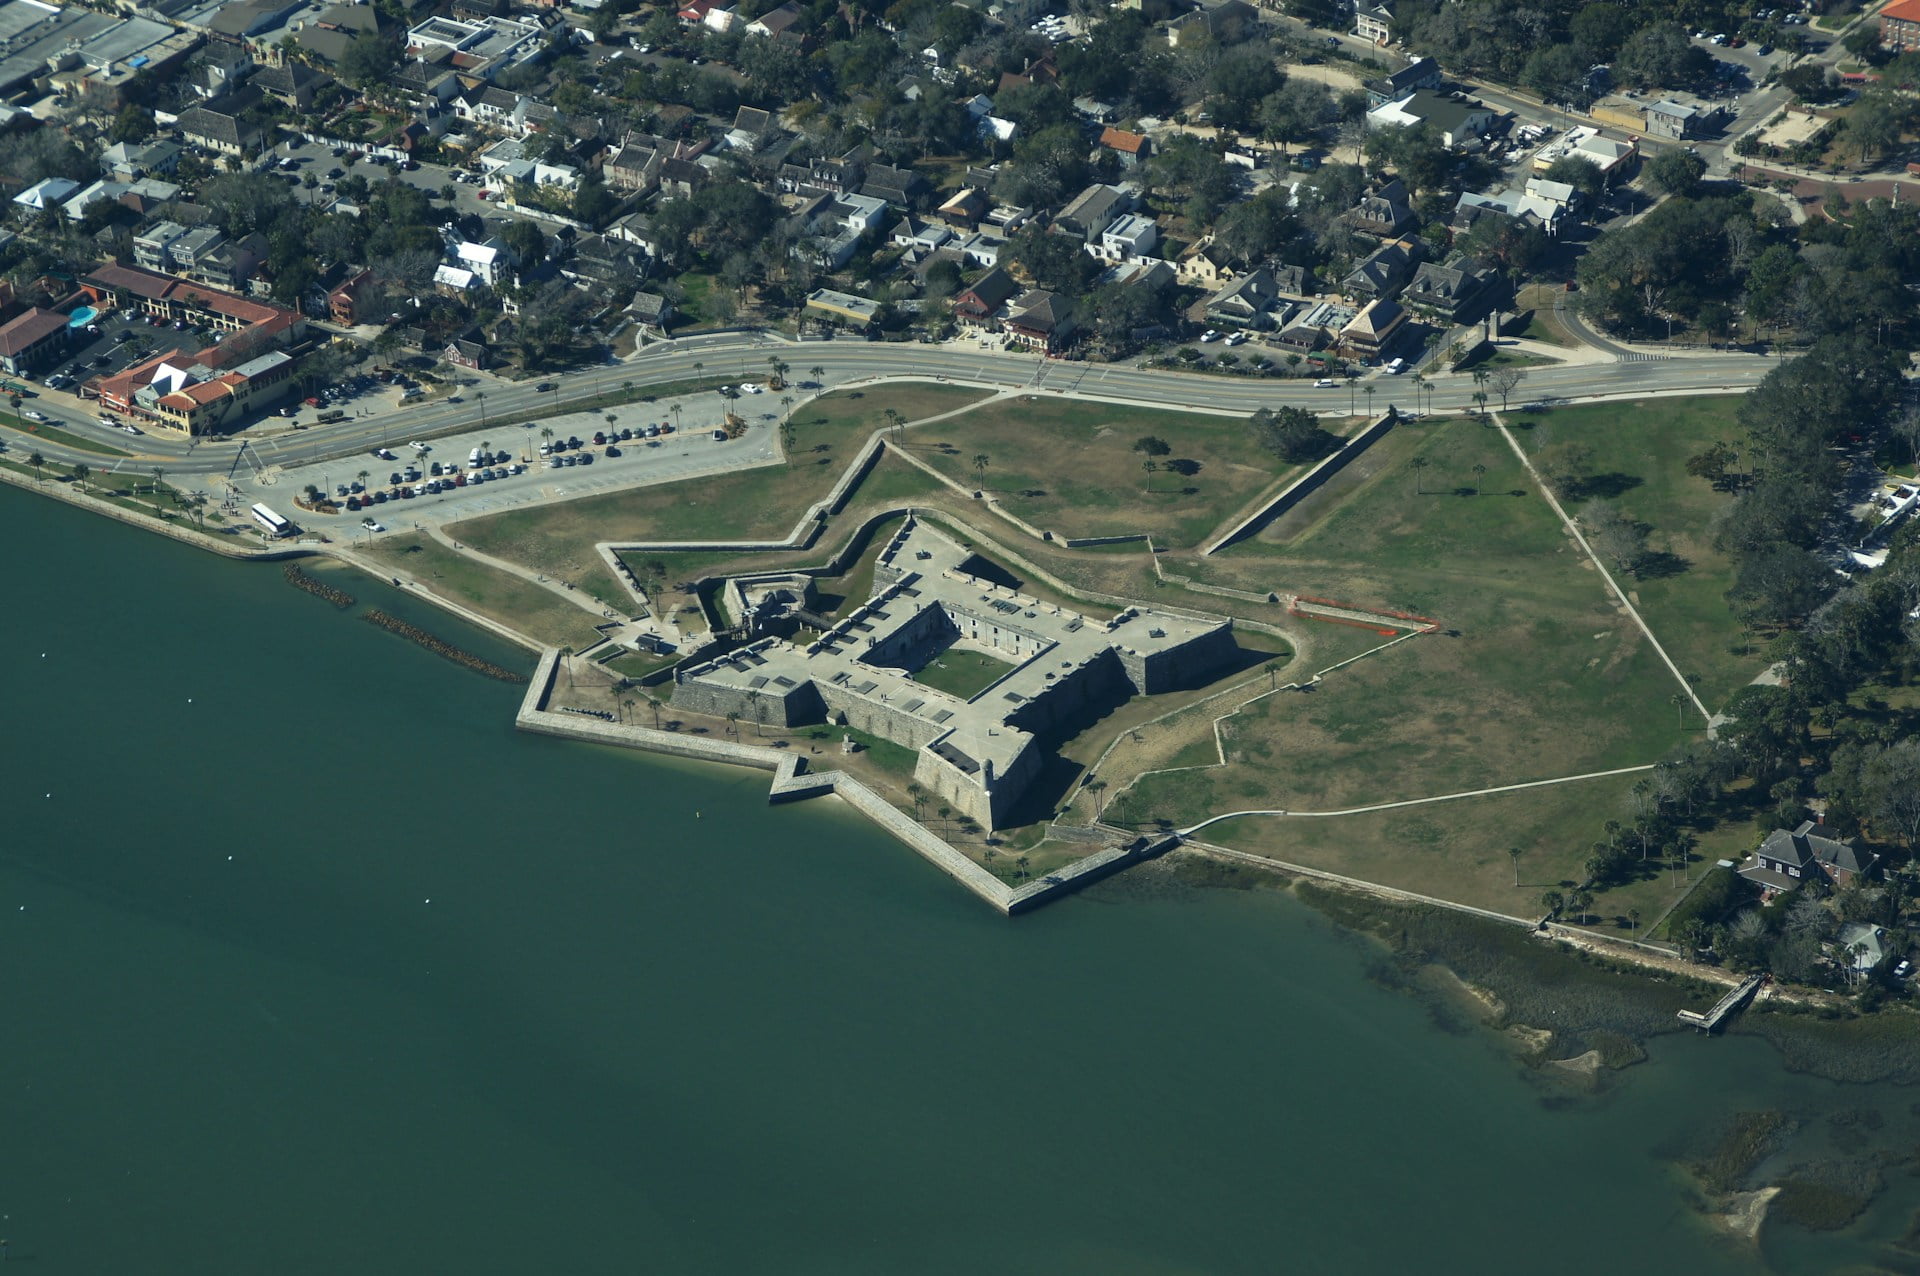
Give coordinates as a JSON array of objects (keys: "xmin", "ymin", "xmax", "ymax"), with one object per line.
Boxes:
[
  {"xmin": 514, "ymin": 648, "xmax": 1132, "ymax": 914},
  {"xmin": 0, "ymin": 464, "xmax": 305, "ymax": 561}
]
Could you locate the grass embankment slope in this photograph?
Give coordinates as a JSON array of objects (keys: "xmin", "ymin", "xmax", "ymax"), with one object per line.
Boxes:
[{"xmin": 362, "ymin": 532, "xmax": 609, "ymax": 650}]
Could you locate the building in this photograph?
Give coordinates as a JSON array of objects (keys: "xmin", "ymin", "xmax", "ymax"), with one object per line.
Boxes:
[
  {"xmin": 1837, "ymin": 922, "xmax": 1889, "ymax": 974},
  {"xmin": 13, "ymin": 177, "xmax": 80, "ymax": 213},
  {"xmin": 1343, "ymin": 178, "xmax": 1415, "ymax": 240},
  {"xmin": 1343, "ymin": 237, "xmax": 1423, "ymax": 300},
  {"xmin": 1644, "ymin": 98, "xmax": 1716, "ymax": 140},
  {"xmin": 1053, "ymin": 183, "xmax": 1132, "ymax": 243},
  {"xmin": 1366, "ymin": 57, "xmax": 1441, "ymax": 107},
  {"xmin": 1096, "ymin": 212, "xmax": 1158, "ymax": 261},
  {"xmin": 1367, "ymin": 91, "xmax": 1495, "ymax": 148},
  {"xmin": 98, "ymin": 348, "xmax": 297, "ymax": 435},
  {"xmin": 78, "ymin": 262, "xmax": 305, "ymax": 388},
  {"xmin": 251, "ymin": 61, "xmax": 331, "ymax": 110},
  {"xmin": 952, "ymin": 265, "xmax": 1020, "ymax": 325},
  {"xmin": 1205, "ymin": 268, "xmax": 1282, "ymax": 329},
  {"xmin": 1340, "ymin": 298, "xmax": 1407, "ymax": 361},
  {"xmin": 805, "ymin": 287, "xmax": 880, "ymax": 329},
  {"xmin": 1402, "ymin": 259, "xmax": 1493, "ymax": 320},
  {"xmin": 404, "ymin": 14, "xmax": 547, "ymax": 80},
  {"xmin": 745, "ymin": 1, "xmax": 804, "ymax": 39},
  {"xmin": 1003, "ymin": 289, "xmax": 1074, "ymax": 351},
  {"xmin": 329, "ymin": 267, "xmax": 373, "ymax": 324},
  {"xmin": 670, "ymin": 517, "xmax": 1236, "ymax": 828},
  {"xmin": 1882, "ymin": 0, "xmax": 1920, "ymax": 51},
  {"xmin": 102, "ymin": 140, "xmax": 181, "ymax": 182},
  {"xmin": 1531, "ymin": 127, "xmax": 1636, "ymax": 179},
  {"xmin": 1097, "ymin": 126, "xmax": 1151, "ymax": 166},
  {"xmin": 0, "ymin": 308, "xmax": 71, "ymax": 375},
  {"xmin": 1736, "ymin": 820, "xmax": 1881, "ymax": 899},
  {"xmin": 1354, "ymin": 2, "xmax": 1393, "ymax": 44},
  {"xmin": 133, "ymin": 220, "xmax": 190, "ymax": 272},
  {"xmin": 176, "ymin": 101, "xmax": 263, "ymax": 156}
]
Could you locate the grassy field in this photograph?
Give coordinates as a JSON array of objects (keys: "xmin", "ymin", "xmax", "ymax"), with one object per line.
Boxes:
[
  {"xmin": 1188, "ymin": 772, "xmax": 1687, "ymax": 920},
  {"xmin": 362, "ymin": 533, "xmax": 609, "ymax": 649},
  {"xmin": 910, "ymin": 396, "xmax": 1301, "ymax": 548},
  {"xmin": 1120, "ymin": 415, "xmax": 1688, "ymax": 907},
  {"xmin": 912, "ymin": 648, "xmax": 1016, "ymax": 699},
  {"xmin": 450, "ymin": 384, "xmax": 983, "ymax": 583},
  {"xmin": 1508, "ymin": 395, "xmax": 1763, "ymax": 706}
]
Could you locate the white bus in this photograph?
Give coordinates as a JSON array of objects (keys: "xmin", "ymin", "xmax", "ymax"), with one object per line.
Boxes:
[{"xmin": 251, "ymin": 503, "xmax": 291, "ymax": 538}]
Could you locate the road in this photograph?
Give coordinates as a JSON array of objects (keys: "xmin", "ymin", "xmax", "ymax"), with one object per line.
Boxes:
[{"xmin": 0, "ymin": 333, "xmax": 1780, "ymax": 481}]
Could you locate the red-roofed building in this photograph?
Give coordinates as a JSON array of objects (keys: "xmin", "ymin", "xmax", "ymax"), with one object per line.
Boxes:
[
  {"xmin": 1884, "ymin": 0, "xmax": 1920, "ymax": 50},
  {"xmin": 0, "ymin": 308, "xmax": 72, "ymax": 375},
  {"xmin": 1097, "ymin": 127, "xmax": 1151, "ymax": 166}
]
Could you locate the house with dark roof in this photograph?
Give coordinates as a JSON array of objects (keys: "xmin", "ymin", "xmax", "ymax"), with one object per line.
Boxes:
[
  {"xmin": 859, "ymin": 163, "xmax": 928, "ymax": 209},
  {"xmin": 1343, "ymin": 178, "xmax": 1415, "ymax": 241},
  {"xmin": 746, "ymin": 1, "xmax": 806, "ymax": 41},
  {"xmin": 329, "ymin": 267, "xmax": 374, "ymax": 324},
  {"xmin": 1737, "ymin": 821, "xmax": 1881, "ymax": 898},
  {"xmin": 952, "ymin": 266, "xmax": 1019, "ymax": 325},
  {"xmin": 1340, "ymin": 298, "xmax": 1407, "ymax": 361},
  {"xmin": 1205, "ymin": 268, "xmax": 1282, "ymax": 329},
  {"xmin": 176, "ymin": 98, "xmax": 263, "ymax": 157},
  {"xmin": 252, "ymin": 62, "xmax": 331, "ymax": 110},
  {"xmin": 1342, "ymin": 238, "xmax": 1424, "ymax": 300},
  {"xmin": 1053, "ymin": 183, "xmax": 1132, "ymax": 243},
  {"xmin": 1365, "ymin": 57, "xmax": 1441, "ymax": 107},
  {"xmin": 1403, "ymin": 259, "xmax": 1495, "ymax": 321},
  {"xmin": 627, "ymin": 290, "xmax": 675, "ymax": 331},
  {"xmin": 1003, "ymin": 288, "xmax": 1075, "ymax": 351},
  {"xmin": 1168, "ymin": 0, "xmax": 1258, "ymax": 47}
]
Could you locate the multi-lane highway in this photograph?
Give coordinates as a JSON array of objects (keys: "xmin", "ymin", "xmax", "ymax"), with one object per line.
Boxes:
[{"xmin": 0, "ymin": 331, "xmax": 1777, "ymax": 482}]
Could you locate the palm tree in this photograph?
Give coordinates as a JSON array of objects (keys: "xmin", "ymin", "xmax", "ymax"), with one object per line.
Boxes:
[
  {"xmin": 622, "ymin": 696, "xmax": 636, "ymax": 725},
  {"xmin": 151, "ymin": 466, "xmax": 165, "ymax": 499},
  {"xmin": 1362, "ymin": 383, "xmax": 1376, "ymax": 419},
  {"xmin": 972, "ymin": 452, "xmax": 990, "ymax": 488},
  {"xmin": 809, "ymin": 364, "xmax": 825, "ymax": 387},
  {"xmin": 1142, "ymin": 458, "xmax": 1158, "ymax": 492},
  {"xmin": 1629, "ymin": 907, "xmax": 1642, "ymax": 935},
  {"xmin": 1015, "ymin": 854, "xmax": 1030, "ymax": 881},
  {"xmin": 645, "ymin": 693, "xmax": 662, "ymax": 729},
  {"xmin": 475, "ymin": 391, "xmax": 488, "ymax": 428},
  {"xmin": 907, "ymin": 782, "xmax": 927, "ymax": 822},
  {"xmin": 1411, "ymin": 372, "xmax": 1427, "ymax": 413},
  {"xmin": 1509, "ymin": 846, "xmax": 1521, "ymax": 886},
  {"xmin": 1540, "ymin": 889, "xmax": 1564, "ymax": 917},
  {"xmin": 1669, "ymin": 692, "xmax": 1688, "ymax": 728},
  {"xmin": 746, "ymin": 687, "xmax": 764, "ymax": 735},
  {"xmin": 725, "ymin": 710, "xmax": 740, "ymax": 737},
  {"xmin": 1472, "ymin": 390, "xmax": 1488, "ymax": 417},
  {"xmin": 1085, "ymin": 777, "xmax": 1109, "ymax": 820},
  {"xmin": 779, "ymin": 393, "xmax": 793, "ymax": 424},
  {"xmin": 883, "ymin": 407, "xmax": 904, "ymax": 444},
  {"xmin": 1568, "ymin": 889, "xmax": 1594, "ymax": 925},
  {"xmin": 670, "ymin": 403, "xmax": 682, "ymax": 433},
  {"xmin": 358, "ymin": 468, "xmax": 370, "ymax": 493},
  {"xmin": 692, "ymin": 360, "xmax": 705, "ymax": 384},
  {"xmin": 72, "ymin": 462, "xmax": 90, "ymax": 493},
  {"xmin": 766, "ymin": 355, "xmax": 788, "ymax": 388},
  {"xmin": 27, "ymin": 449, "xmax": 45, "ymax": 483},
  {"xmin": 558, "ymin": 645, "xmax": 575, "ymax": 690},
  {"xmin": 540, "ymin": 426, "xmax": 555, "ymax": 453},
  {"xmin": 1410, "ymin": 454, "xmax": 1429, "ymax": 494}
]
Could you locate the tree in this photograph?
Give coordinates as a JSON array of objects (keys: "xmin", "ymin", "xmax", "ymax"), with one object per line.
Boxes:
[
  {"xmin": 71, "ymin": 462, "xmax": 89, "ymax": 493},
  {"xmin": 1410, "ymin": 454, "xmax": 1430, "ymax": 494},
  {"xmin": 108, "ymin": 104, "xmax": 155, "ymax": 145},
  {"xmin": 339, "ymin": 31, "xmax": 399, "ymax": 90},
  {"xmin": 1581, "ymin": 500, "xmax": 1648, "ymax": 574},
  {"xmin": 1533, "ymin": 441, "xmax": 1594, "ymax": 499},
  {"xmin": 1142, "ymin": 458, "xmax": 1158, "ymax": 492},
  {"xmin": 972, "ymin": 452, "xmax": 990, "ymax": 487},
  {"xmin": 26, "ymin": 450, "xmax": 43, "ymax": 482},
  {"xmin": 1509, "ymin": 846, "xmax": 1522, "ymax": 886},
  {"xmin": 1727, "ymin": 546, "xmax": 1837, "ymax": 630},
  {"xmin": 1541, "ymin": 889, "xmax": 1564, "ymax": 917},
  {"xmin": 1249, "ymin": 405, "xmax": 1333, "ymax": 463},
  {"xmin": 1645, "ymin": 148, "xmax": 1708, "ymax": 199},
  {"xmin": 1487, "ymin": 366, "xmax": 1525, "ymax": 412}
]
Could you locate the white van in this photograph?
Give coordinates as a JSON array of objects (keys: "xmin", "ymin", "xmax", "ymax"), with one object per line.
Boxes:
[
  {"xmin": 469, "ymin": 446, "xmax": 483, "ymax": 465},
  {"xmin": 1385, "ymin": 357, "xmax": 1406, "ymax": 374}
]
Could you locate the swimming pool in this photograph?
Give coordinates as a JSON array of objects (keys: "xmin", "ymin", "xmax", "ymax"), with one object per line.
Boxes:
[{"xmin": 67, "ymin": 306, "xmax": 97, "ymax": 329}]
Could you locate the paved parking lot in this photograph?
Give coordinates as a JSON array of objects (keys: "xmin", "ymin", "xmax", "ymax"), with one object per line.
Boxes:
[
  {"xmin": 225, "ymin": 394, "xmax": 783, "ymax": 532},
  {"xmin": 42, "ymin": 306, "xmax": 205, "ymax": 411},
  {"xmin": 268, "ymin": 137, "xmax": 495, "ymax": 221}
]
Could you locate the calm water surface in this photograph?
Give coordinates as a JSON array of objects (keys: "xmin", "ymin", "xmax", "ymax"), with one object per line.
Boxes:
[{"xmin": 0, "ymin": 485, "xmax": 1913, "ymax": 1274}]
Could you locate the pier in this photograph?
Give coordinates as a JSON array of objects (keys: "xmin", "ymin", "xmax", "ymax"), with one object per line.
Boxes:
[{"xmin": 1677, "ymin": 974, "xmax": 1766, "ymax": 1032}]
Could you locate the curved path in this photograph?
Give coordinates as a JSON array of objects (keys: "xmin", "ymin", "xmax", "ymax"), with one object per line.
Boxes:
[{"xmin": 1177, "ymin": 763, "xmax": 1660, "ymax": 836}]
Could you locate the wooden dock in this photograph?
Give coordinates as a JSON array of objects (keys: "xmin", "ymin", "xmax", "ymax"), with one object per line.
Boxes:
[{"xmin": 1677, "ymin": 974, "xmax": 1766, "ymax": 1032}]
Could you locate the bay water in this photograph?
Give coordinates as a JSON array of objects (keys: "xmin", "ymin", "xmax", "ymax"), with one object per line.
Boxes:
[{"xmin": 1, "ymin": 483, "xmax": 1915, "ymax": 1274}]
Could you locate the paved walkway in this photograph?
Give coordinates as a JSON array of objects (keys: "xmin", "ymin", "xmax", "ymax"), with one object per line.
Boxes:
[
  {"xmin": 1177, "ymin": 763, "xmax": 1659, "ymax": 836},
  {"xmin": 1489, "ymin": 410, "xmax": 1715, "ymax": 727}
]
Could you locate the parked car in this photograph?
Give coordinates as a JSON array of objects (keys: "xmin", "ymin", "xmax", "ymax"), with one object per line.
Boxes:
[{"xmin": 1314, "ymin": 378, "xmax": 1338, "ymax": 388}]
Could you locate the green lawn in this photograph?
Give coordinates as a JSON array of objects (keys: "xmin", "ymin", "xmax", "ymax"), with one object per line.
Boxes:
[
  {"xmin": 911, "ymin": 649, "xmax": 1016, "ymax": 700},
  {"xmin": 451, "ymin": 384, "xmax": 983, "ymax": 584},
  {"xmin": 912, "ymin": 396, "xmax": 1302, "ymax": 549},
  {"xmin": 1120, "ymin": 415, "xmax": 1688, "ymax": 910},
  {"xmin": 362, "ymin": 534, "xmax": 610, "ymax": 650},
  {"xmin": 1508, "ymin": 395, "xmax": 1764, "ymax": 707}
]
